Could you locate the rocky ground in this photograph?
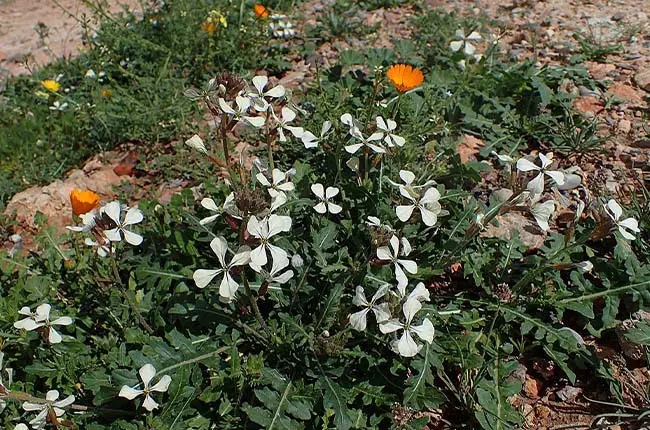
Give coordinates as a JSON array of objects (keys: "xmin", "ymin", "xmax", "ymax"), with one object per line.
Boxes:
[{"xmin": 1, "ymin": 0, "xmax": 649, "ymax": 428}]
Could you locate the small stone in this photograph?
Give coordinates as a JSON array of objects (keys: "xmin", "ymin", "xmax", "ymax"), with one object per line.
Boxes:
[
  {"xmin": 585, "ymin": 62, "xmax": 616, "ymax": 80},
  {"xmin": 612, "ymin": 12, "xmax": 625, "ymax": 21},
  {"xmin": 556, "ymin": 385, "xmax": 582, "ymax": 402},
  {"xmin": 618, "ymin": 119, "xmax": 632, "ymax": 134},
  {"xmin": 633, "ymin": 69, "xmax": 650, "ymax": 92},
  {"xmin": 607, "ymin": 83, "xmax": 645, "ymax": 105},
  {"xmin": 573, "ymin": 96, "xmax": 604, "ymax": 116},
  {"xmin": 482, "ymin": 212, "xmax": 546, "ymax": 251},
  {"xmin": 523, "ymin": 375, "xmax": 542, "ymax": 399}
]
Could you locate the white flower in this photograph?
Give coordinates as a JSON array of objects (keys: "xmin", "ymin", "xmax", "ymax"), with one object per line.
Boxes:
[
  {"xmin": 575, "ymin": 261, "xmax": 593, "ymax": 273},
  {"xmin": 185, "ymin": 134, "xmax": 207, "ymax": 154},
  {"xmin": 200, "ymin": 193, "xmax": 236, "ymax": 225},
  {"xmin": 604, "ymin": 199, "xmax": 640, "ymax": 241},
  {"xmin": 377, "ymin": 235, "xmax": 417, "ymax": 296},
  {"xmin": 393, "ymin": 173, "xmax": 442, "ymax": 227},
  {"xmin": 85, "ymin": 69, "xmax": 97, "ymax": 78},
  {"xmin": 15, "ymin": 424, "xmax": 29, "ymax": 430},
  {"xmin": 269, "ymin": 16, "xmax": 296, "ymax": 38},
  {"xmin": 218, "ymin": 96, "xmax": 265, "ymax": 128},
  {"xmin": 14, "ymin": 304, "xmax": 72, "ymax": 344},
  {"xmin": 248, "ymin": 75, "xmax": 285, "ymax": 112},
  {"xmin": 247, "ymin": 215, "xmax": 292, "ymax": 268},
  {"xmin": 118, "ymin": 364, "xmax": 171, "ymax": 412},
  {"xmin": 103, "ymin": 201, "xmax": 144, "ymax": 246},
  {"xmin": 366, "ymin": 216, "xmax": 394, "ymax": 232},
  {"xmin": 49, "ymin": 101, "xmax": 68, "ymax": 111},
  {"xmin": 0, "ymin": 352, "xmax": 13, "ymax": 415},
  {"xmin": 272, "ymin": 107, "xmax": 304, "ymax": 141},
  {"xmin": 301, "ymin": 120, "xmax": 332, "ymax": 148},
  {"xmin": 256, "ymin": 168, "xmax": 295, "ymax": 196},
  {"xmin": 252, "ymin": 252, "xmax": 294, "ymax": 284},
  {"xmin": 341, "ymin": 113, "xmax": 386, "ymax": 154},
  {"xmin": 369, "ymin": 116, "xmax": 405, "ymax": 148},
  {"xmin": 450, "ymin": 29, "xmax": 482, "ymax": 56},
  {"xmin": 491, "ymin": 151, "xmax": 516, "ymax": 166},
  {"xmin": 516, "ymin": 152, "xmax": 565, "ymax": 196},
  {"xmin": 311, "ymin": 183, "xmax": 342, "ymax": 215},
  {"xmin": 380, "ymin": 299, "xmax": 435, "ymax": 357},
  {"xmin": 529, "ymin": 199, "xmax": 555, "ymax": 232},
  {"xmin": 23, "ymin": 390, "xmax": 75, "ymax": 429},
  {"xmin": 193, "ymin": 236, "xmax": 251, "ymax": 301},
  {"xmin": 349, "ymin": 285, "xmax": 391, "ymax": 331}
]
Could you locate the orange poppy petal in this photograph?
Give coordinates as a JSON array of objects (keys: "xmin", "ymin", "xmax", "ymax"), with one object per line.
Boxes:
[
  {"xmin": 70, "ymin": 189, "xmax": 100, "ymax": 216},
  {"xmin": 387, "ymin": 64, "xmax": 424, "ymax": 93}
]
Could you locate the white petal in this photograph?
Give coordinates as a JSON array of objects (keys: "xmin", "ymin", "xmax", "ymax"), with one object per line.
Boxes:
[
  {"xmin": 218, "ymin": 98, "xmax": 236, "ymax": 115},
  {"xmin": 14, "ymin": 318, "xmax": 42, "ymax": 331},
  {"xmin": 367, "ymin": 142, "xmax": 386, "ymax": 153},
  {"xmin": 139, "ymin": 364, "xmax": 157, "ymax": 387},
  {"xmin": 267, "ymin": 244, "xmax": 288, "ymax": 267},
  {"xmin": 420, "ymin": 187, "xmax": 441, "ymax": 204},
  {"xmin": 400, "ymin": 237, "xmax": 412, "ymax": 256},
  {"xmin": 419, "ymin": 206, "xmax": 438, "ymax": 227},
  {"xmin": 48, "ymin": 327, "xmax": 63, "ymax": 344},
  {"xmin": 397, "ymin": 330, "xmax": 420, "ymax": 357},
  {"xmin": 245, "ymin": 116, "xmax": 266, "ymax": 128},
  {"xmin": 372, "ymin": 303, "xmax": 391, "ymax": 322},
  {"xmin": 231, "ymin": 247, "xmax": 252, "ymax": 267},
  {"xmin": 23, "ymin": 401, "xmax": 46, "ymax": 412},
  {"xmin": 103, "ymin": 201, "xmax": 121, "ymax": 225},
  {"xmin": 399, "ymin": 170, "xmax": 416, "ymax": 185},
  {"xmin": 411, "ymin": 318, "xmax": 435, "ymax": 343},
  {"xmin": 104, "ymin": 228, "xmax": 122, "ymax": 242},
  {"xmin": 399, "ymin": 259, "xmax": 418, "ymax": 275},
  {"xmin": 265, "ymin": 84, "xmax": 285, "ymax": 98},
  {"xmin": 247, "ymin": 216, "xmax": 263, "ymax": 238},
  {"xmin": 376, "ymin": 246, "xmax": 393, "ymax": 261},
  {"xmin": 403, "ymin": 298, "xmax": 422, "ymax": 324},
  {"xmin": 252, "ymin": 75, "xmax": 268, "ymax": 95},
  {"xmin": 327, "ymin": 203, "xmax": 343, "ymax": 214},
  {"xmin": 53, "ymin": 395, "xmax": 75, "ymax": 408},
  {"xmin": 545, "ymin": 170, "xmax": 565, "ymax": 186},
  {"xmin": 344, "ymin": 143, "xmax": 363, "ymax": 154},
  {"xmin": 464, "ymin": 42, "xmax": 476, "ymax": 56},
  {"xmin": 349, "ymin": 309, "xmax": 369, "ymax": 331},
  {"xmin": 606, "ymin": 199, "xmax": 623, "ymax": 221},
  {"xmin": 539, "ymin": 152, "xmax": 553, "ymax": 168},
  {"xmin": 281, "ymin": 107, "xmax": 296, "ymax": 123},
  {"xmin": 396, "ymin": 205, "xmax": 415, "ymax": 222},
  {"xmin": 272, "ymin": 269, "xmax": 293, "ymax": 284},
  {"xmin": 220, "ymin": 272, "xmax": 239, "ymax": 299},
  {"xmin": 370, "ymin": 284, "xmax": 390, "ymax": 303},
  {"xmin": 325, "ymin": 187, "xmax": 339, "ymax": 199},
  {"xmin": 150, "ymin": 375, "xmax": 172, "ymax": 393},
  {"xmin": 340, "ymin": 113, "xmax": 354, "ymax": 127},
  {"xmin": 235, "ymin": 95, "xmax": 251, "ymax": 112},
  {"xmin": 142, "ymin": 393, "xmax": 159, "ymax": 411},
  {"xmin": 531, "ymin": 200, "xmax": 555, "ymax": 232},
  {"xmin": 301, "ymin": 131, "xmax": 318, "ymax": 148},
  {"xmin": 619, "ymin": 217, "xmax": 640, "ymax": 233},
  {"xmin": 201, "ymin": 198, "xmax": 219, "ymax": 211},
  {"xmin": 375, "ymin": 116, "xmax": 388, "ymax": 131},
  {"xmin": 268, "ymin": 214, "xmax": 292, "ymax": 236},
  {"xmin": 270, "ymin": 191, "xmax": 287, "ymax": 212},
  {"xmin": 353, "ymin": 286, "xmax": 369, "ymax": 306},
  {"xmin": 408, "ymin": 282, "xmax": 430, "ymax": 302},
  {"xmin": 321, "ymin": 120, "xmax": 332, "ymax": 137},
  {"xmin": 35, "ymin": 304, "xmax": 51, "ymax": 320},
  {"xmin": 516, "ymin": 158, "xmax": 540, "ymax": 172},
  {"xmin": 368, "ymin": 131, "xmax": 384, "ymax": 142},
  {"xmin": 526, "ymin": 173, "xmax": 545, "ymax": 195},
  {"xmin": 18, "ymin": 306, "xmax": 32, "ymax": 316},
  {"xmin": 200, "ymin": 214, "xmax": 219, "ymax": 225},
  {"xmin": 193, "ymin": 269, "xmax": 223, "ymax": 289},
  {"xmin": 311, "ymin": 183, "xmax": 325, "ymax": 199},
  {"xmin": 123, "ymin": 229, "xmax": 143, "ymax": 246},
  {"xmin": 50, "ymin": 317, "xmax": 72, "ymax": 326},
  {"xmin": 449, "ymin": 40, "xmax": 464, "ymax": 52},
  {"xmin": 379, "ymin": 319, "xmax": 403, "ymax": 334},
  {"xmin": 123, "ymin": 208, "xmax": 144, "ymax": 226},
  {"xmin": 210, "ymin": 236, "xmax": 229, "ymax": 268},
  {"xmin": 467, "ymin": 31, "xmax": 481, "ymax": 40},
  {"xmin": 619, "ymin": 225, "xmax": 637, "ymax": 241},
  {"xmin": 250, "ymin": 245, "xmax": 268, "ymax": 268},
  {"xmin": 392, "ymin": 134, "xmax": 406, "ymax": 147}
]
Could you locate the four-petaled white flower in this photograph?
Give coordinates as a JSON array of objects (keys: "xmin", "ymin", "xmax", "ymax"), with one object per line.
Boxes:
[
  {"xmin": 200, "ymin": 193, "xmax": 236, "ymax": 225},
  {"xmin": 49, "ymin": 101, "xmax": 68, "ymax": 111},
  {"xmin": 66, "ymin": 210, "xmax": 97, "ymax": 233},
  {"xmin": 218, "ymin": 96, "xmax": 265, "ymax": 128},
  {"xmin": 604, "ymin": 199, "xmax": 640, "ymax": 241},
  {"xmin": 272, "ymin": 107, "xmax": 304, "ymax": 141},
  {"xmin": 369, "ymin": 116, "xmax": 405, "ymax": 148},
  {"xmin": 349, "ymin": 285, "xmax": 391, "ymax": 331},
  {"xmin": 248, "ymin": 75, "xmax": 286, "ymax": 111},
  {"xmin": 311, "ymin": 183, "xmax": 342, "ymax": 215},
  {"xmin": 406, "ymin": 282, "xmax": 430, "ymax": 303},
  {"xmin": 393, "ymin": 173, "xmax": 442, "ymax": 227},
  {"xmin": 301, "ymin": 120, "xmax": 332, "ymax": 148},
  {"xmin": 251, "ymin": 252, "xmax": 294, "ymax": 285},
  {"xmin": 516, "ymin": 152, "xmax": 565, "ymax": 196},
  {"xmin": 193, "ymin": 236, "xmax": 251, "ymax": 301},
  {"xmin": 380, "ymin": 299, "xmax": 435, "ymax": 357},
  {"xmin": 23, "ymin": 390, "xmax": 75, "ymax": 429},
  {"xmin": 377, "ymin": 235, "xmax": 417, "ymax": 296},
  {"xmin": 529, "ymin": 199, "xmax": 555, "ymax": 232},
  {"xmin": 14, "ymin": 303, "xmax": 72, "ymax": 344},
  {"xmin": 119, "ymin": 364, "xmax": 172, "ymax": 412},
  {"xmin": 341, "ymin": 113, "xmax": 386, "ymax": 154},
  {"xmin": 247, "ymin": 215, "xmax": 292, "ymax": 268},
  {"xmin": 84, "ymin": 237, "xmax": 113, "ymax": 258},
  {"xmin": 256, "ymin": 168, "xmax": 295, "ymax": 197},
  {"xmin": 103, "ymin": 201, "xmax": 144, "ymax": 246},
  {"xmin": 449, "ymin": 29, "xmax": 482, "ymax": 56}
]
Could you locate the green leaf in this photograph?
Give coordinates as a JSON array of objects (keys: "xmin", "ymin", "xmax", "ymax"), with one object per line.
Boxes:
[
  {"xmin": 624, "ymin": 320, "xmax": 650, "ymax": 345},
  {"xmin": 319, "ymin": 376, "xmax": 352, "ymax": 430}
]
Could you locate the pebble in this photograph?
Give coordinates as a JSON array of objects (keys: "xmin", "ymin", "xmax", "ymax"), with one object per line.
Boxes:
[
  {"xmin": 612, "ymin": 12, "xmax": 626, "ymax": 22},
  {"xmin": 618, "ymin": 119, "xmax": 632, "ymax": 134},
  {"xmin": 556, "ymin": 385, "xmax": 583, "ymax": 402}
]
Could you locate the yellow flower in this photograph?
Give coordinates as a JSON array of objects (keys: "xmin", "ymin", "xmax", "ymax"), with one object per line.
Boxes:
[
  {"xmin": 201, "ymin": 21, "xmax": 217, "ymax": 34},
  {"xmin": 387, "ymin": 64, "xmax": 424, "ymax": 93},
  {"xmin": 41, "ymin": 79, "xmax": 61, "ymax": 92},
  {"xmin": 254, "ymin": 4, "xmax": 269, "ymax": 18},
  {"xmin": 202, "ymin": 10, "xmax": 227, "ymax": 34},
  {"xmin": 101, "ymin": 88, "xmax": 112, "ymax": 97},
  {"xmin": 70, "ymin": 189, "xmax": 100, "ymax": 216}
]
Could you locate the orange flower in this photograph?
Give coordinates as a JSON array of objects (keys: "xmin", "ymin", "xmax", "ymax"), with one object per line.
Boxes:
[
  {"xmin": 101, "ymin": 88, "xmax": 112, "ymax": 97},
  {"xmin": 201, "ymin": 21, "xmax": 217, "ymax": 34},
  {"xmin": 386, "ymin": 64, "xmax": 424, "ymax": 93},
  {"xmin": 254, "ymin": 4, "xmax": 269, "ymax": 18},
  {"xmin": 70, "ymin": 189, "xmax": 100, "ymax": 216}
]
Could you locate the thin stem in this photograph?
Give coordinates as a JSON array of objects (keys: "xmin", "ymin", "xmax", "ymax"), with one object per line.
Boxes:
[
  {"xmin": 242, "ymin": 273, "xmax": 266, "ymax": 329},
  {"xmin": 158, "ymin": 344, "xmax": 234, "ymax": 375},
  {"xmin": 109, "ymin": 253, "xmax": 153, "ymax": 334},
  {"xmin": 266, "ymin": 114, "xmax": 275, "ymax": 170}
]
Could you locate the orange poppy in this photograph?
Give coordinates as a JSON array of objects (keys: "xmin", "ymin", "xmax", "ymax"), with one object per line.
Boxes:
[
  {"xmin": 386, "ymin": 64, "xmax": 424, "ymax": 93},
  {"xmin": 201, "ymin": 20, "xmax": 217, "ymax": 34},
  {"xmin": 254, "ymin": 4, "xmax": 269, "ymax": 18},
  {"xmin": 70, "ymin": 189, "xmax": 100, "ymax": 216}
]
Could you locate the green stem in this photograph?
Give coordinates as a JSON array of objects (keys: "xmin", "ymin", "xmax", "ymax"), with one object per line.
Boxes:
[
  {"xmin": 158, "ymin": 344, "xmax": 234, "ymax": 375},
  {"xmin": 266, "ymin": 114, "xmax": 275, "ymax": 170},
  {"xmin": 243, "ymin": 274, "xmax": 266, "ymax": 329},
  {"xmin": 109, "ymin": 253, "xmax": 153, "ymax": 334}
]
